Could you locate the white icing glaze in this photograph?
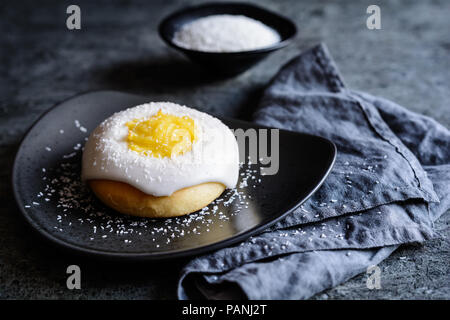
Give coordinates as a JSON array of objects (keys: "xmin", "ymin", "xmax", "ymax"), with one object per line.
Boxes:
[{"xmin": 81, "ymin": 102, "xmax": 239, "ymax": 196}]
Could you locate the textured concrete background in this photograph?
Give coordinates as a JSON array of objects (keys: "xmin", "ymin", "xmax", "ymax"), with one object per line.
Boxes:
[{"xmin": 1, "ymin": 0, "xmax": 449, "ymax": 299}]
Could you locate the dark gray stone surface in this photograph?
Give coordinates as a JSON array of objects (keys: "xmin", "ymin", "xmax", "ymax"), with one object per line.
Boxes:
[{"xmin": 1, "ymin": 0, "xmax": 448, "ymax": 299}]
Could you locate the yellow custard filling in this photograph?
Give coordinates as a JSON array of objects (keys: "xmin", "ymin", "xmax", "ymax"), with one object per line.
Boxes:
[{"xmin": 126, "ymin": 109, "xmax": 196, "ymax": 158}]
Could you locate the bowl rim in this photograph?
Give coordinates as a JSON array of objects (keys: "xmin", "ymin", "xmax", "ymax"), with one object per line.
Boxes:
[{"xmin": 158, "ymin": 1, "xmax": 297, "ymax": 56}]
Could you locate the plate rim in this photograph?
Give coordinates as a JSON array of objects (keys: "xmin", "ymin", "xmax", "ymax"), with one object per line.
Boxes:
[{"xmin": 11, "ymin": 90, "xmax": 337, "ymax": 261}]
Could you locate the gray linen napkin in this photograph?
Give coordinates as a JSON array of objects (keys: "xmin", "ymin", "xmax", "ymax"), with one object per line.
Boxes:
[{"xmin": 178, "ymin": 43, "xmax": 450, "ymax": 299}]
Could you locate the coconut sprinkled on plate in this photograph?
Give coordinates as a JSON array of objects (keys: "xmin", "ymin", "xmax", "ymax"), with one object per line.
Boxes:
[{"xmin": 25, "ymin": 119, "xmax": 263, "ymax": 248}]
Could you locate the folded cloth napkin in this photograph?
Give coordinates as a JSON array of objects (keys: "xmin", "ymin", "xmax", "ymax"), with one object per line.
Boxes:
[{"xmin": 178, "ymin": 43, "xmax": 450, "ymax": 299}]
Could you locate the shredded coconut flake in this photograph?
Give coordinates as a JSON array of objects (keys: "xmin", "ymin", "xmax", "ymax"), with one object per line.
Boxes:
[{"xmin": 173, "ymin": 14, "xmax": 280, "ymax": 52}]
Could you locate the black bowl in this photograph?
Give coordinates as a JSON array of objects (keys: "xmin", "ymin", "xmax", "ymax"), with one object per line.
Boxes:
[{"xmin": 158, "ymin": 2, "xmax": 297, "ymax": 76}]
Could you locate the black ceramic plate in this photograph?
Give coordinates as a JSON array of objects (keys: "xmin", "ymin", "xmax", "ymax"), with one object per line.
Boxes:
[
  {"xmin": 159, "ymin": 2, "xmax": 297, "ymax": 75},
  {"xmin": 12, "ymin": 91, "xmax": 335, "ymax": 261}
]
